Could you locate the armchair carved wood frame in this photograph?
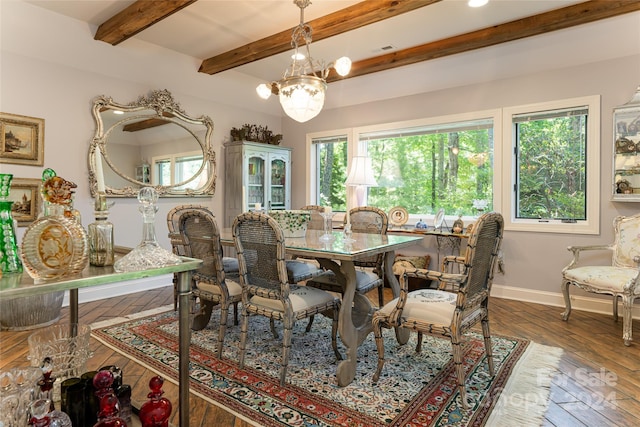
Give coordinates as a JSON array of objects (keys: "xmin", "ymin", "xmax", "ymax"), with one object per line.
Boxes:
[{"xmin": 561, "ymin": 214, "xmax": 640, "ymax": 346}]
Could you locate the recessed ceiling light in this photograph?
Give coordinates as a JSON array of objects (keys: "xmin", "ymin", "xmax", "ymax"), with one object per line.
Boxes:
[
  {"xmin": 113, "ymin": 110, "xmax": 124, "ymax": 115},
  {"xmin": 291, "ymin": 52, "xmax": 305, "ymax": 61},
  {"xmin": 468, "ymin": 0, "xmax": 489, "ymax": 7}
]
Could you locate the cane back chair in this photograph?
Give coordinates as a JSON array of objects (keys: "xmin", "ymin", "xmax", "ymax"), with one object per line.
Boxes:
[
  {"xmin": 371, "ymin": 212, "xmax": 504, "ymax": 409},
  {"xmin": 167, "ymin": 205, "xmax": 241, "ymax": 357},
  {"xmin": 232, "ymin": 212, "xmax": 342, "ymax": 385},
  {"xmin": 562, "ymin": 213, "xmax": 640, "ymax": 346}
]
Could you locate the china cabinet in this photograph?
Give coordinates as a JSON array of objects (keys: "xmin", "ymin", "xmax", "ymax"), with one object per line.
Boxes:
[
  {"xmin": 613, "ymin": 86, "xmax": 640, "ymax": 202},
  {"xmin": 135, "ymin": 163, "xmax": 150, "ymax": 184},
  {"xmin": 224, "ymin": 141, "xmax": 291, "ymax": 227}
]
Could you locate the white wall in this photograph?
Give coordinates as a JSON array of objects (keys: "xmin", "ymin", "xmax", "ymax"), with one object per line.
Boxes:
[{"xmin": 1, "ymin": 1, "xmax": 283, "ymax": 251}]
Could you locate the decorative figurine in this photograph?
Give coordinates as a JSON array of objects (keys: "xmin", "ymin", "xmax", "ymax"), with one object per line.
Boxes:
[{"xmin": 452, "ymin": 215, "xmax": 464, "ymax": 234}]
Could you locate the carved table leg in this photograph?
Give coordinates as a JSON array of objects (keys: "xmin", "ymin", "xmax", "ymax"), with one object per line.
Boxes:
[
  {"xmin": 383, "ymin": 251, "xmax": 410, "ymax": 345},
  {"xmin": 318, "ymin": 259, "xmax": 374, "ymax": 387}
]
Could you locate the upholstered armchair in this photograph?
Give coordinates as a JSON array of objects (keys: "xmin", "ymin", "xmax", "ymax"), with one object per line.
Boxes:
[
  {"xmin": 232, "ymin": 212, "xmax": 342, "ymax": 385},
  {"xmin": 562, "ymin": 213, "xmax": 640, "ymax": 346},
  {"xmin": 371, "ymin": 212, "xmax": 504, "ymax": 409},
  {"xmin": 167, "ymin": 205, "xmax": 241, "ymax": 357}
]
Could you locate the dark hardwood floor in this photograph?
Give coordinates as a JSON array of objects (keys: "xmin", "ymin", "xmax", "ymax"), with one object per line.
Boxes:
[{"xmin": 1, "ymin": 286, "xmax": 638, "ymax": 426}]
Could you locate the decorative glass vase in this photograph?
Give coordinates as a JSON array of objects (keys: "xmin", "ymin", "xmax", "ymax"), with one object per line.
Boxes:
[
  {"xmin": 93, "ymin": 394, "xmax": 128, "ymax": 427},
  {"xmin": 114, "ymin": 187, "xmax": 181, "ymax": 272},
  {"xmin": 20, "ymin": 171, "xmax": 89, "ymax": 282},
  {"xmin": 88, "ymin": 193, "xmax": 114, "ymax": 267},
  {"xmin": 139, "ymin": 376, "xmax": 172, "ymax": 427},
  {"xmin": 0, "ymin": 173, "xmax": 23, "ymax": 274}
]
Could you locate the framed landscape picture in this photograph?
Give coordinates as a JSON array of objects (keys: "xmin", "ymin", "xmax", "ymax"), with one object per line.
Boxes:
[
  {"xmin": 0, "ymin": 112, "xmax": 45, "ymax": 166},
  {"xmin": 8, "ymin": 178, "xmax": 42, "ymax": 226}
]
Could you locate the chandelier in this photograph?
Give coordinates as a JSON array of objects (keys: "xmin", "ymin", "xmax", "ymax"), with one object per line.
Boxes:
[{"xmin": 256, "ymin": 0, "xmax": 351, "ymax": 123}]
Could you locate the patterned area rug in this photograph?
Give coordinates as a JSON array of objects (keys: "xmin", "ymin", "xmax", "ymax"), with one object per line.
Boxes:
[{"xmin": 91, "ymin": 306, "xmax": 562, "ymax": 427}]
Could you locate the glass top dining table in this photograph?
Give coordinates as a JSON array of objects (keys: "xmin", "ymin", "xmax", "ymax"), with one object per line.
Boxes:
[{"xmin": 220, "ymin": 229, "xmax": 422, "ymax": 387}]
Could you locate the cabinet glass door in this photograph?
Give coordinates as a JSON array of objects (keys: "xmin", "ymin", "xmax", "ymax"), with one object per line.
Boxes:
[
  {"xmin": 270, "ymin": 158, "xmax": 286, "ymax": 210},
  {"xmin": 247, "ymin": 155, "xmax": 265, "ymax": 208}
]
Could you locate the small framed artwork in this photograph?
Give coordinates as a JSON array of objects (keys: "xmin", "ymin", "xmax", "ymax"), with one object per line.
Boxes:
[
  {"xmin": 8, "ymin": 178, "xmax": 42, "ymax": 226},
  {"xmin": 0, "ymin": 112, "xmax": 45, "ymax": 166}
]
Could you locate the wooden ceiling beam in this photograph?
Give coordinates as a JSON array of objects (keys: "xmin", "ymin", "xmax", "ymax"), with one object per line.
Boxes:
[
  {"xmin": 198, "ymin": 0, "xmax": 440, "ymax": 75},
  {"xmin": 327, "ymin": 0, "xmax": 640, "ymax": 82},
  {"xmin": 95, "ymin": 0, "xmax": 198, "ymax": 45}
]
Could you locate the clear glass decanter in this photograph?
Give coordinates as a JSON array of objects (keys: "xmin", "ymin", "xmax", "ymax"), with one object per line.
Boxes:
[{"xmin": 114, "ymin": 187, "xmax": 180, "ymax": 272}]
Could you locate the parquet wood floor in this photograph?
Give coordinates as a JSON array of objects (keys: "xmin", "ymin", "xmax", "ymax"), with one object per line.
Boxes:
[{"xmin": 1, "ymin": 286, "xmax": 638, "ymax": 426}]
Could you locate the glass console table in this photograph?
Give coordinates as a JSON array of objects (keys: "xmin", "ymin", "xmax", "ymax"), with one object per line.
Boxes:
[{"xmin": 0, "ymin": 248, "xmax": 202, "ymax": 427}]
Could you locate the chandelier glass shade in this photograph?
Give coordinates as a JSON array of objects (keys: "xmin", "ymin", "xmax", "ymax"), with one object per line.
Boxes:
[{"xmin": 256, "ymin": 0, "xmax": 351, "ymax": 123}]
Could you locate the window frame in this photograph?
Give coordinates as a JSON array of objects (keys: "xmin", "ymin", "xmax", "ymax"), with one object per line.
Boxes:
[
  {"xmin": 501, "ymin": 95, "xmax": 600, "ymax": 234},
  {"xmin": 306, "ymin": 128, "xmax": 354, "ymax": 210},
  {"xmin": 305, "ymin": 97, "xmax": 600, "ymax": 235}
]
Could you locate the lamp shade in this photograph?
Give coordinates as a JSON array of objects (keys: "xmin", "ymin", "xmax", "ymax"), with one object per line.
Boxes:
[
  {"xmin": 346, "ymin": 156, "xmax": 377, "ymax": 186},
  {"xmin": 279, "ymin": 75, "xmax": 326, "ymax": 123}
]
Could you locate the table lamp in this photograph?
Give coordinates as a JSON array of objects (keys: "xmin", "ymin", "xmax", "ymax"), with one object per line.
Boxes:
[{"xmin": 345, "ymin": 156, "xmax": 377, "ymax": 207}]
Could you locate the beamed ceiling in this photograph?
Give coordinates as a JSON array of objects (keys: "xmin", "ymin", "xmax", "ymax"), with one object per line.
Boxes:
[
  {"xmin": 24, "ymin": 0, "xmax": 640, "ymax": 113},
  {"xmin": 90, "ymin": 0, "xmax": 639, "ymax": 83}
]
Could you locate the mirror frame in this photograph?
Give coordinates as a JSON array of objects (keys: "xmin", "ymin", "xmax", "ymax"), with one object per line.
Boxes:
[{"xmin": 89, "ymin": 89, "xmax": 216, "ymax": 197}]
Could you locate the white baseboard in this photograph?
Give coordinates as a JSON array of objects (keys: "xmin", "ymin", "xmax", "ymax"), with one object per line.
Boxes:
[
  {"xmin": 61, "ymin": 276, "xmax": 638, "ymax": 320},
  {"xmin": 62, "ymin": 274, "xmax": 173, "ymax": 307},
  {"xmin": 491, "ymin": 284, "xmax": 640, "ymax": 320}
]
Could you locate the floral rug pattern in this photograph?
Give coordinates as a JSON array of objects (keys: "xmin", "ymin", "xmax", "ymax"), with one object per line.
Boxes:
[{"xmin": 92, "ymin": 310, "xmax": 539, "ymax": 426}]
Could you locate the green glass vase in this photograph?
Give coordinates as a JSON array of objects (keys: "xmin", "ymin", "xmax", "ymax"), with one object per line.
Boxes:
[{"xmin": 0, "ymin": 173, "xmax": 23, "ymax": 274}]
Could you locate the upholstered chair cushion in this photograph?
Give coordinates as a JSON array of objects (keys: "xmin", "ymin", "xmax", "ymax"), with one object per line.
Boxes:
[
  {"xmin": 563, "ymin": 267, "xmax": 639, "ymax": 293},
  {"xmin": 286, "ymin": 260, "xmax": 323, "ymax": 283},
  {"xmin": 196, "ymin": 278, "xmax": 242, "ymax": 297},
  {"xmin": 308, "ymin": 269, "xmax": 381, "ymax": 293},
  {"xmin": 250, "ymin": 285, "xmax": 338, "ymax": 313},
  {"xmin": 223, "ymin": 257, "xmax": 239, "ymax": 274},
  {"xmin": 378, "ymin": 289, "xmax": 457, "ymax": 326}
]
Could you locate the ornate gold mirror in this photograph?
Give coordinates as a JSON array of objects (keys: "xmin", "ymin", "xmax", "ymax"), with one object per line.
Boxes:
[{"xmin": 89, "ymin": 89, "xmax": 216, "ymax": 197}]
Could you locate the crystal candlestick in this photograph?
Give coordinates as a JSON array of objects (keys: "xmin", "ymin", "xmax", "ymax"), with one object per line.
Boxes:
[
  {"xmin": 319, "ymin": 212, "xmax": 335, "ymax": 242},
  {"xmin": 343, "ymin": 222, "xmax": 355, "ymax": 243},
  {"xmin": 114, "ymin": 187, "xmax": 181, "ymax": 272}
]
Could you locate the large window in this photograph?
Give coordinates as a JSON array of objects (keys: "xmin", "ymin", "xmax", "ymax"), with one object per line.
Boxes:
[
  {"xmin": 360, "ymin": 117, "xmax": 494, "ymax": 217},
  {"xmin": 503, "ymin": 96, "xmax": 600, "ymax": 234},
  {"xmin": 310, "ymin": 132, "xmax": 350, "ymax": 210},
  {"xmin": 307, "ymin": 97, "xmax": 600, "ymax": 235}
]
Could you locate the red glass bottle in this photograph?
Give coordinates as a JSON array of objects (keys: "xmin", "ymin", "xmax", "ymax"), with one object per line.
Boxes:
[
  {"xmin": 139, "ymin": 376, "xmax": 172, "ymax": 427},
  {"xmin": 93, "ymin": 394, "xmax": 128, "ymax": 427},
  {"xmin": 93, "ymin": 369, "xmax": 115, "ymax": 400}
]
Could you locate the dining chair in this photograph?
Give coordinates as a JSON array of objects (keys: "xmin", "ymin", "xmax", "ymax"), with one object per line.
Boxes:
[
  {"xmin": 232, "ymin": 211, "xmax": 342, "ymax": 385},
  {"xmin": 300, "ymin": 204, "xmax": 326, "ymax": 230},
  {"xmin": 306, "ymin": 206, "xmax": 389, "ymax": 307},
  {"xmin": 562, "ymin": 213, "xmax": 640, "ymax": 346},
  {"xmin": 282, "ymin": 205, "xmax": 326, "ymax": 284},
  {"xmin": 167, "ymin": 205, "xmax": 242, "ymax": 357},
  {"xmin": 371, "ymin": 212, "xmax": 504, "ymax": 409}
]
